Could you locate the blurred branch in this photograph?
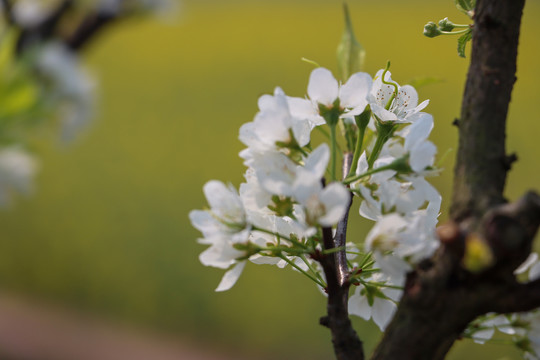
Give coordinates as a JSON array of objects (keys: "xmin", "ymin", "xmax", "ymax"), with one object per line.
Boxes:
[
  {"xmin": 66, "ymin": 10, "xmax": 117, "ymax": 51},
  {"xmin": 16, "ymin": 0, "xmax": 74, "ymax": 54},
  {"xmin": 1, "ymin": 0, "xmax": 15, "ymax": 25}
]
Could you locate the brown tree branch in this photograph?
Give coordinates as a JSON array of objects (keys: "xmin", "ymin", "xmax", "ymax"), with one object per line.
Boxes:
[
  {"xmin": 371, "ymin": 0, "xmax": 534, "ymax": 359},
  {"xmin": 319, "ymin": 152, "xmax": 364, "ymax": 360},
  {"xmin": 451, "ymin": 0, "xmax": 525, "ymax": 221}
]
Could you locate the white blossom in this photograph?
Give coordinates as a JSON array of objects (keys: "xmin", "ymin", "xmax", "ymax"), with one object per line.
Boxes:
[
  {"xmin": 0, "ymin": 147, "xmax": 38, "ymax": 207},
  {"xmin": 368, "ymin": 69, "xmax": 429, "ymax": 124},
  {"xmin": 289, "ymin": 67, "xmax": 372, "ymax": 124},
  {"xmin": 35, "ymin": 42, "xmax": 95, "ymax": 141},
  {"xmin": 349, "ymin": 271, "xmax": 403, "ymax": 331}
]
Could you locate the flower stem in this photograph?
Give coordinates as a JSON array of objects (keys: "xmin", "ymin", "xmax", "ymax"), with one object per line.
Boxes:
[
  {"xmin": 279, "ymin": 254, "xmax": 326, "ymax": 287},
  {"xmin": 329, "ymin": 124, "xmax": 338, "ymax": 181},
  {"xmin": 300, "ymin": 254, "xmax": 326, "ymax": 284},
  {"xmin": 367, "ymin": 121, "xmax": 397, "ymax": 168},
  {"xmin": 347, "ymin": 107, "xmax": 371, "ymax": 178},
  {"xmin": 440, "ymin": 28, "xmax": 471, "ymax": 35},
  {"xmin": 342, "ymin": 162, "xmax": 396, "ymax": 185},
  {"xmin": 251, "ymin": 226, "xmax": 308, "ymax": 249}
]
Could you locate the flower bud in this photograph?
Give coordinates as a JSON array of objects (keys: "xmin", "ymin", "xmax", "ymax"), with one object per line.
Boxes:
[
  {"xmin": 438, "ymin": 17, "xmax": 455, "ymax": 31},
  {"xmin": 462, "ymin": 234, "xmax": 494, "ymax": 273},
  {"xmin": 423, "ymin": 22, "xmax": 442, "ymax": 38},
  {"xmin": 337, "ymin": 3, "xmax": 366, "ymax": 81}
]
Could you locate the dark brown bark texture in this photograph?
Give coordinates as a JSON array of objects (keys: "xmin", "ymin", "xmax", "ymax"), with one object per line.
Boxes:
[{"xmin": 370, "ymin": 0, "xmax": 540, "ymax": 359}]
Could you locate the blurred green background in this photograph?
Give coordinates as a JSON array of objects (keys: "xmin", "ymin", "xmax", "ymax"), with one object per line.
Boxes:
[{"xmin": 0, "ymin": 0, "xmax": 539, "ymax": 359}]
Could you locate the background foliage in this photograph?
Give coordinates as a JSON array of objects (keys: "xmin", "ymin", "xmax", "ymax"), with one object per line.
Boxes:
[{"xmin": 0, "ymin": 0, "xmax": 538, "ymax": 358}]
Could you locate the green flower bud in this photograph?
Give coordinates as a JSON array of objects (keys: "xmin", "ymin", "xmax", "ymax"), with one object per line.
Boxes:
[
  {"xmin": 319, "ymin": 100, "xmax": 342, "ymax": 127},
  {"xmin": 337, "ymin": 3, "xmax": 366, "ymax": 81},
  {"xmin": 438, "ymin": 17, "xmax": 455, "ymax": 31},
  {"xmin": 354, "ymin": 105, "xmax": 371, "ymax": 130},
  {"xmin": 423, "ymin": 22, "xmax": 442, "ymax": 38}
]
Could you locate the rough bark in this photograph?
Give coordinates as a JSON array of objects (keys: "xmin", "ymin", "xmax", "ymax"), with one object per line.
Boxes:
[
  {"xmin": 450, "ymin": 0, "xmax": 525, "ymax": 221},
  {"xmin": 371, "ymin": 0, "xmax": 540, "ymax": 359}
]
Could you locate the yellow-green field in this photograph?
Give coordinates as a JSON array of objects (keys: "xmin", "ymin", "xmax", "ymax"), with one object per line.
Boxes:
[{"xmin": 0, "ymin": 1, "xmax": 538, "ymax": 359}]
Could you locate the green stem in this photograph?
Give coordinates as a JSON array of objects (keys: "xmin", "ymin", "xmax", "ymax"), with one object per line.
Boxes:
[
  {"xmin": 358, "ymin": 252, "xmax": 374, "ymax": 269},
  {"xmin": 347, "ymin": 123, "xmax": 366, "ymax": 178},
  {"xmin": 279, "ymin": 254, "xmax": 326, "ymax": 287},
  {"xmin": 363, "ymin": 281, "xmax": 404, "ymax": 290},
  {"xmin": 258, "ymin": 246, "xmax": 310, "ymax": 255},
  {"xmin": 251, "ymin": 226, "xmax": 308, "ymax": 249},
  {"xmin": 343, "ymin": 162, "xmax": 396, "ymax": 185},
  {"xmin": 440, "ymin": 28, "xmax": 471, "ymax": 35},
  {"xmin": 451, "ymin": 24, "xmax": 471, "ymax": 29},
  {"xmin": 367, "ymin": 122, "xmax": 397, "ymax": 168},
  {"xmin": 321, "ymin": 245, "xmax": 347, "ymax": 255},
  {"xmin": 329, "ymin": 124, "xmax": 338, "ymax": 181},
  {"xmin": 300, "ymin": 254, "xmax": 326, "ymax": 284},
  {"xmin": 367, "ymin": 132, "xmax": 385, "ymax": 168}
]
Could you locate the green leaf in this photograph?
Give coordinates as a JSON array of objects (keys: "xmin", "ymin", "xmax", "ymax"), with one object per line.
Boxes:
[
  {"xmin": 336, "ymin": 3, "xmax": 366, "ymax": 81},
  {"xmin": 454, "ymin": 0, "xmax": 476, "ymax": 18},
  {"xmin": 457, "ymin": 29, "xmax": 473, "ymax": 58}
]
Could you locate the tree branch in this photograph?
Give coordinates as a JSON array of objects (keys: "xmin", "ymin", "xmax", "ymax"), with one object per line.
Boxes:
[
  {"xmin": 318, "ymin": 152, "xmax": 364, "ymax": 360},
  {"xmin": 372, "ymin": 0, "xmax": 532, "ymax": 359},
  {"xmin": 451, "ymin": 0, "xmax": 525, "ymax": 221}
]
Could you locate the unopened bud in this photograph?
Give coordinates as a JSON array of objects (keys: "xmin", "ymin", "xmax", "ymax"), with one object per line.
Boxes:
[
  {"xmin": 462, "ymin": 234, "xmax": 494, "ymax": 273},
  {"xmin": 423, "ymin": 22, "xmax": 442, "ymax": 38},
  {"xmin": 337, "ymin": 3, "xmax": 366, "ymax": 80},
  {"xmin": 438, "ymin": 17, "xmax": 455, "ymax": 31}
]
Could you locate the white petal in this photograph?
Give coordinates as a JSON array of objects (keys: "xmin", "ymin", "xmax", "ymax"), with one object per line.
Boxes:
[
  {"xmin": 304, "ymin": 143, "xmax": 330, "ymax": 179},
  {"xmin": 215, "ymin": 261, "xmax": 247, "ymax": 292},
  {"xmin": 340, "ymin": 72, "xmax": 372, "ymax": 109},
  {"xmin": 395, "ymin": 85, "xmax": 419, "ymax": 112},
  {"xmin": 370, "ymin": 103, "xmax": 398, "ymax": 123},
  {"xmin": 203, "ymin": 181, "xmax": 243, "ymax": 221},
  {"xmin": 355, "ymin": 151, "xmax": 368, "ymax": 176},
  {"xmin": 200, "ymin": 241, "xmax": 242, "ymax": 269},
  {"xmin": 287, "ymin": 96, "xmax": 325, "ymax": 128},
  {"xmin": 403, "ymin": 113, "xmax": 434, "ymax": 150},
  {"xmin": 515, "ymin": 252, "xmax": 539, "ymax": 274},
  {"xmin": 308, "ymin": 68, "xmax": 339, "ymax": 106},
  {"xmin": 530, "ymin": 262, "xmax": 540, "ymax": 281},
  {"xmin": 318, "ymin": 182, "xmax": 350, "ymax": 226},
  {"xmin": 410, "ymin": 141, "xmax": 437, "ymax": 172},
  {"xmin": 414, "ymin": 99, "xmax": 430, "ymax": 113},
  {"xmin": 348, "ymin": 289, "xmax": 372, "ymax": 320},
  {"xmin": 189, "ymin": 210, "xmax": 220, "ymax": 237},
  {"xmin": 372, "ymin": 297, "xmax": 397, "ymax": 331},
  {"xmin": 473, "ymin": 328, "xmax": 494, "ymax": 344}
]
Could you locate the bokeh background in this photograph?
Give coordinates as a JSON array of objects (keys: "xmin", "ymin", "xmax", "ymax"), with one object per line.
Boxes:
[{"xmin": 0, "ymin": 0, "xmax": 539, "ymax": 359}]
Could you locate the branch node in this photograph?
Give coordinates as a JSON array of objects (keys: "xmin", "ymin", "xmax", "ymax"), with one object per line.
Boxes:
[{"xmin": 503, "ymin": 152, "xmax": 518, "ymax": 171}]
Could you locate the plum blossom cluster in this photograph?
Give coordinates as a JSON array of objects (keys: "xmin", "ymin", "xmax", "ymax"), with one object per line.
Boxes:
[{"xmin": 191, "ymin": 64, "xmax": 442, "ymax": 330}]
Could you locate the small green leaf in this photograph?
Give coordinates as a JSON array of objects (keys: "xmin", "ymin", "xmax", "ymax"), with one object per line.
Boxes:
[
  {"xmin": 454, "ymin": 0, "xmax": 476, "ymax": 18},
  {"xmin": 457, "ymin": 29, "xmax": 473, "ymax": 58},
  {"xmin": 337, "ymin": 3, "xmax": 366, "ymax": 81}
]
